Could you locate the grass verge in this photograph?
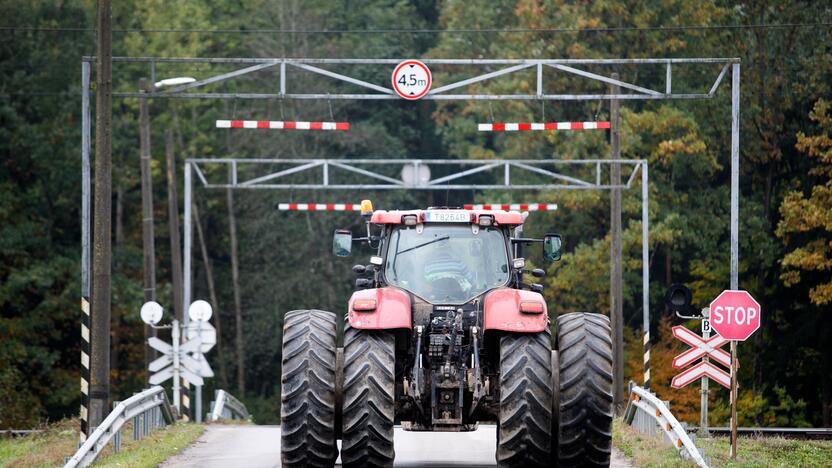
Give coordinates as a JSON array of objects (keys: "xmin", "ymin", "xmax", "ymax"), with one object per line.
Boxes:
[
  {"xmin": 0, "ymin": 418, "xmax": 204, "ymax": 468},
  {"xmin": 614, "ymin": 418, "xmax": 832, "ymax": 467}
]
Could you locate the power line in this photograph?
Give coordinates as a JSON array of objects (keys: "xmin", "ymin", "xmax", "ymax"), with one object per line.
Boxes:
[{"xmin": 1, "ymin": 22, "xmax": 831, "ymax": 35}]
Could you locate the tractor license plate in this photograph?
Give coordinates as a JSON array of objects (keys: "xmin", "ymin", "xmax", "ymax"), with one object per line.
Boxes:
[{"xmin": 424, "ymin": 211, "xmax": 469, "ymax": 223}]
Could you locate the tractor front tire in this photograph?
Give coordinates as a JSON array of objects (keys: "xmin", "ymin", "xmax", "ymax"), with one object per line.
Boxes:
[
  {"xmin": 556, "ymin": 312, "xmax": 614, "ymax": 467},
  {"xmin": 497, "ymin": 330, "xmax": 553, "ymax": 467},
  {"xmin": 280, "ymin": 309, "xmax": 338, "ymax": 467},
  {"xmin": 340, "ymin": 323, "xmax": 396, "ymax": 467}
]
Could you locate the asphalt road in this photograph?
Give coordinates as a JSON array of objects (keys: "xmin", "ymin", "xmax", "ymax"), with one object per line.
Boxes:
[{"xmin": 162, "ymin": 425, "xmax": 634, "ymax": 468}]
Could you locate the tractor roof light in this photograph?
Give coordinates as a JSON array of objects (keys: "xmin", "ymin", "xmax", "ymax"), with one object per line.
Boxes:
[
  {"xmin": 478, "ymin": 215, "xmax": 494, "ymax": 227},
  {"xmin": 360, "ymin": 199, "xmax": 374, "ymax": 217},
  {"xmin": 513, "ymin": 258, "xmax": 526, "ymax": 269},
  {"xmin": 402, "ymin": 214, "xmax": 418, "ymax": 226}
]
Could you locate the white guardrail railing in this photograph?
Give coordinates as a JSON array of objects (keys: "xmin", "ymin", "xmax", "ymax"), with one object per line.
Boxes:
[
  {"xmin": 623, "ymin": 381, "xmax": 709, "ymax": 468},
  {"xmin": 209, "ymin": 389, "xmax": 250, "ymax": 421},
  {"xmin": 64, "ymin": 386, "xmax": 175, "ymax": 468}
]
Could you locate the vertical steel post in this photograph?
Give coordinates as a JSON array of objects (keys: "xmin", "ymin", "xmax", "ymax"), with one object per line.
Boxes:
[
  {"xmin": 80, "ymin": 60, "xmax": 92, "ymax": 443},
  {"xmin": 730, "ymin": 62, "xmax": 740, "ymax": 291},
  {"xmin": 729, "ymin": 61, "xmax": 740, "ymax": 459},
  {"xmin": 610, "ymin": 74, "xmax": 624, "ymax": 412},
  {"xmin": 642, "ymin": 162, "xmax": 650, "ymax": 389},
  {"xmin": 182, "ymin": 162, "xmax": 193, "ymax": 420}
]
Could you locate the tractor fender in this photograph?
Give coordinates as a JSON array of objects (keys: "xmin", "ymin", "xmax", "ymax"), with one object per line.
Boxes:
[
  {"xmin": 347, "ymin": 287, "xmax": 412, "ymax": 330},
  {"xmin": 483, "ymin": 288, "xmax": 549, "ymax": 333}
]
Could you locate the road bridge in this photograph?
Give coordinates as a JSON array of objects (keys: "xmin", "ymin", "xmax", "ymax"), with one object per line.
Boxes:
[{"xmin": 161, "ymin": 425, "xmax": 634, "ymax": 467}]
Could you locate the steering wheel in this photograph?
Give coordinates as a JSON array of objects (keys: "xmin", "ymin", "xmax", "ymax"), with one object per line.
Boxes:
[{"xmin": 426, "ymin": 275, "xmax": 467, "ymax": 300}]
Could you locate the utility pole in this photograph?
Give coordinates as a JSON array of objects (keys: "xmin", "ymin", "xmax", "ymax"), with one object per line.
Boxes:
[
  {"xmin": 610, "ymin": 74, "xmax": 624, "ymax": 412},
  {"xmin": 89, "ymin": 0, "xmax": 112, "ymax": 429},
  {"xmin": 166, "ymin": 130, "xmax": 184, "ymax": 324},
  {"xmin": 139, "ymin": 78, "xmax": 157, "ymax": 388}
]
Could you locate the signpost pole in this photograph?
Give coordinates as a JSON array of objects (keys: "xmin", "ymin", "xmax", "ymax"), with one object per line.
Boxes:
[
  {"xmin": 172, "ymin": 319, "xmax": 181, "ymax": 412},
  {"xmin": 195, "ymin": 320, "xmax": 203, "ymax": 423},
  {"xmin": 730, "ymin": 340, "xmax": 738, "ymax": 459},
  {"xmin": 700, "ymin": 309, "xmax": 710, "ymax": 438}
]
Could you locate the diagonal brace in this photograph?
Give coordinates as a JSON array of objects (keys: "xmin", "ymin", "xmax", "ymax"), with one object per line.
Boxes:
[
  {"xmin": 548, "ymin": 64, "xmax": 662, "ymax": 96},
  {"xmin": 511, "ymin": 162, "xmax": 595, "ymax": 187},
  {"xmin": 429, "ymin": 63, "xmax": 536, "ymax": 95},
  {"xmin": 290, "ymin": 63, "xmax": 393, "ymax": 95},
  {"xmin": 239, "ymin": 161, "xmax": 322, "ymax": 187},
  {"xmin": 163, "ymin": 62, "xmax": 280, "ymax": 94}
]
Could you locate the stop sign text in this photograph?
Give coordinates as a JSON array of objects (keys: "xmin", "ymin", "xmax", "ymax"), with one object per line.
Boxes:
[{"xmin": 709, "ymin": 290, "xmax": 761, "ymax": 341}]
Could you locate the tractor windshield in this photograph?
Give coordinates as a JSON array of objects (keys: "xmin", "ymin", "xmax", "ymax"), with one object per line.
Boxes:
[{"xmin": 385, "ymin": 224, "xmax": 510, "ymax": 304}]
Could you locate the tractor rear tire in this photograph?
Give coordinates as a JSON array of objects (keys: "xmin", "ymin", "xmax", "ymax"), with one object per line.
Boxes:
[
  {"xmin": 280, "ymin": 309, "xmax": 338, "ymax": 467},
  {"xmin": 340, "ymin": 323, "xmax": 396, "ymax": 467},
  {"xmin": 556, "ymin": 312, "xmax": 614, "ymax": 467},
  {"xmin": 496, "ymin": 330, "xmax": 553, "ymax": 467}
]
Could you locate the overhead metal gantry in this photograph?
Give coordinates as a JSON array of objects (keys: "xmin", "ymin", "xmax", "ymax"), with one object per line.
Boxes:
[
  {"xmin": 100, "ymin": 56, "xmax": 734, "ymax": 101},
  {"xmin": 187, "ymin": 158, "xmax": 645, "ymax": 190},
  {"xmin": 81, "ymin": 55, "xmax": 741, "ymax": 394}
]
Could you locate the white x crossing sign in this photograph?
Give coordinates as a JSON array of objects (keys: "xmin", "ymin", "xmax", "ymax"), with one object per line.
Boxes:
[
  {"xmin": 671, "ymin": 325, "xmax": 731, "ymax": 390},
  {"xmin": 672, "ymin": 326, "xmax": 731, "ymax": 369},
  {"xmin": 147, "ymin": 335, "xmax": 209, "ymax": 386}
]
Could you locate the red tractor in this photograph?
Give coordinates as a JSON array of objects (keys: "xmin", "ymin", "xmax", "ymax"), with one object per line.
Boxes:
[{"xmin": 280, "ymin": 203, "xmax": 613, "ymax": 467}]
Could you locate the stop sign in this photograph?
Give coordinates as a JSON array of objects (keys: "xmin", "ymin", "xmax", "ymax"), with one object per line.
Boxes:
[{"xmin": 709, "ymin": 290, "xmax": 761, "ymax": 341}]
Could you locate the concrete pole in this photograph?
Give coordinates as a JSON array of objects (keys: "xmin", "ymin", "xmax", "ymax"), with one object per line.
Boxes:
[
  {"xmin": 139, "ymin": 78, "xmax": 157, "ymax": 387},
  {"xmin": 610, "ymin": 74, "xmax": 624, "ymax": 412},
  {"xmin": 89, "ymin": 0, "xmax": 112, "ymax": 430}
]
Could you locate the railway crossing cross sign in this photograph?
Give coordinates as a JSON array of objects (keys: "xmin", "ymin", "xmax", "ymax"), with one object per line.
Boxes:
[{"xmin": 671, "ymin": 326, "xmax": 731, "ymax": 389}]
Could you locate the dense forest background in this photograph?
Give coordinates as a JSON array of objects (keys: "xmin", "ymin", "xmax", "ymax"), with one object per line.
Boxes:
[{"xmin": 1, "ymin": 0, "xmax": 831, "ymax": 428}]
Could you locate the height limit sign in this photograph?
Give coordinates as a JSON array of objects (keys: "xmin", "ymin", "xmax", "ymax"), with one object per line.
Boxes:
[{"xmin": 392, "ymin": 60, "xmax": 431, "ymax": 100}]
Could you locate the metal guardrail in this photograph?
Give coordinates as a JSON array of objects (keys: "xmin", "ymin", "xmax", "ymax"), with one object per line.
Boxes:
[
  {"xmin": 64, "ymin": 386, "xmax": 175, "ymax": 468},
  {"xmin": 691, "ymin": 426, "xmax": 832, "ymax": 440},
  {"xmin": 624, "ymin": 381, "xmax": 709, "ymax": 468},
  {"xmin": 209, "ymin": 389, "xmax": 249, "ymax": 421}
]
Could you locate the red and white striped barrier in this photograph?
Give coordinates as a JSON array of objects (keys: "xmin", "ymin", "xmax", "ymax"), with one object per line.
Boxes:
[
  {"xmin": 478, "ymin": 121, "xmax": 610, "ymax": 132},
  {"xmin": 278, "ymin": 203, "xmax": 361, "ymax": 211},
  {"xmin": 465, "ymin": 203, "xmax": 558, "ymax": 211},
  {"xmin": 276, "ymin": 203, "xmax": 558, "ymax": 212},
  {"xmin": 217, "ymin": 120, "xmax": 349, "ymax": 131}
]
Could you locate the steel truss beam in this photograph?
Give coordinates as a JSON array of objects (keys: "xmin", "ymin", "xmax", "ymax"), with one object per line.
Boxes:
[
  {"xmin": 188, "ymin": 158, "xmax": 645, "ymax": 190},
  {"xmin": 85, "ymin": 56, "xmax": 738, "ymax": 101}
]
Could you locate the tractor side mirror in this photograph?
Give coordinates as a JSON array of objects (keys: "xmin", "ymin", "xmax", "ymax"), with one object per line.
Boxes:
[
  {"xmin": 333, "ymin": 230, "xmax": 353, "ymax": 257},
  {"xmin": 543, "ymin": 234, "xmax": 562, "ymax": 262}
]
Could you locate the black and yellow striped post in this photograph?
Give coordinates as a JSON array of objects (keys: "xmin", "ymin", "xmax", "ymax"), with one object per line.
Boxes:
[{"xmin": 80, "ymin": 297, "xmax": 91, "ymax": 441}]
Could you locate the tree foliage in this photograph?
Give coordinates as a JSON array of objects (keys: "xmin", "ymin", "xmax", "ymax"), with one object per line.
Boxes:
[{"xmin": 2, "ymin": 0, "xmax": 832, "ymax": 428}]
